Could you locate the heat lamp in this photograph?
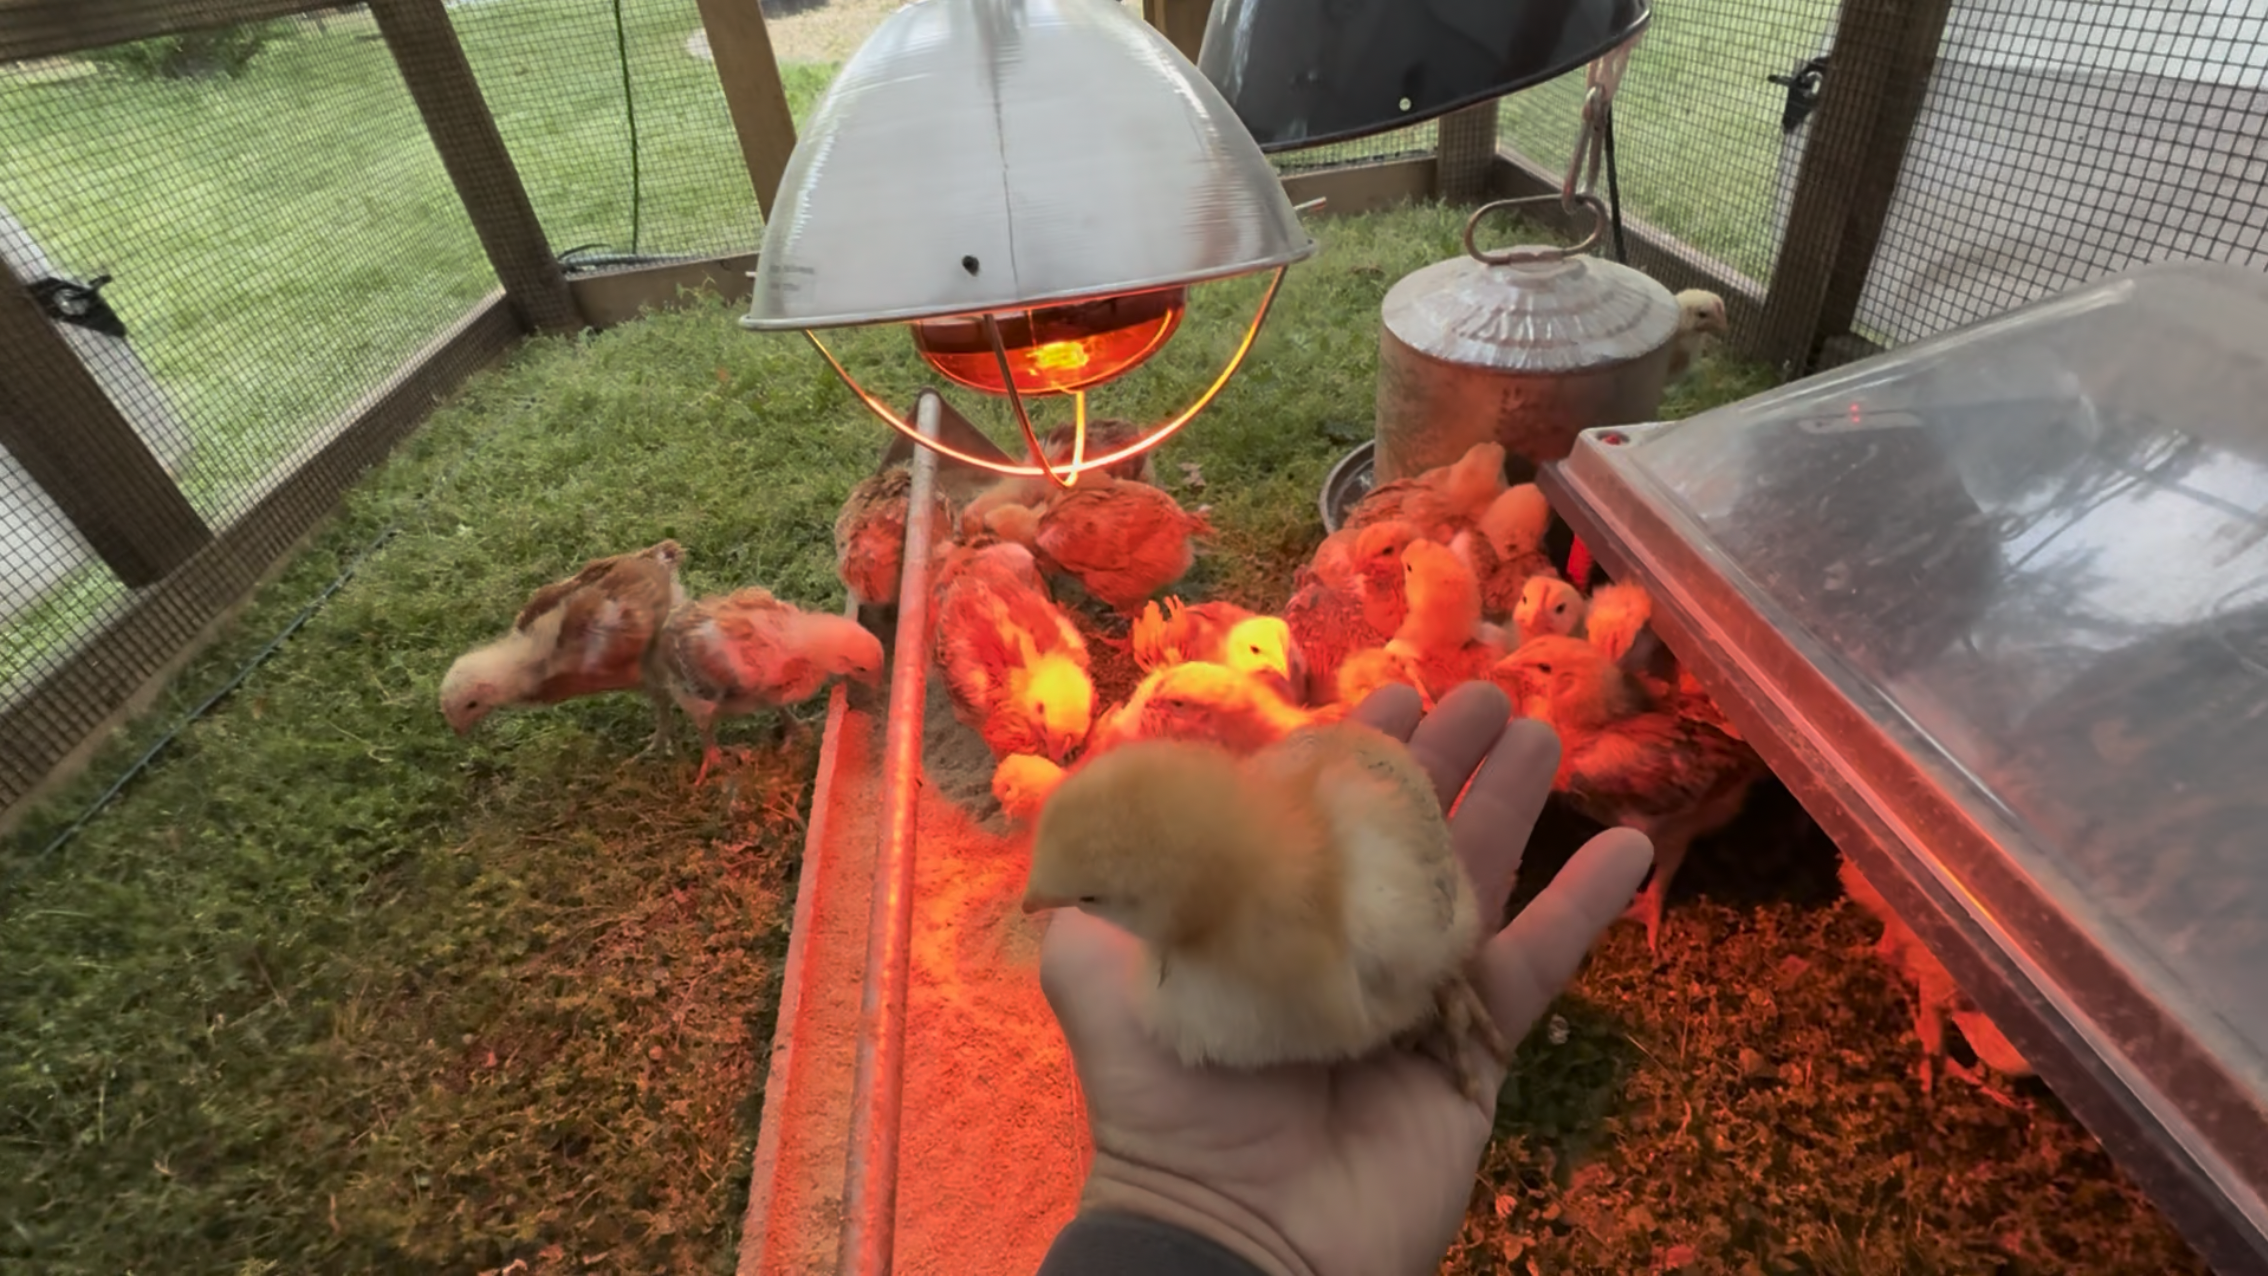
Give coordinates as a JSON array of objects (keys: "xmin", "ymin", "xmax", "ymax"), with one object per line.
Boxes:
[{"xmin": 739, "ymin": 0, "xmax": 1318, "ymax": 487}]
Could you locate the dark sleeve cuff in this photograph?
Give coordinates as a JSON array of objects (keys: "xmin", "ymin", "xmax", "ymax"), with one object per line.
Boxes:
[{"xmin": 1035, "ymin": 1210, "xmax": 1270, "ymax": 1276}]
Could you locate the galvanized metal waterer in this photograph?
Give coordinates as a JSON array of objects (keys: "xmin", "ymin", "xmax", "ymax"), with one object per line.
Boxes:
[{"xmin": 1373, "ymin": 196, "xmax": 1680, "ymax": 484}]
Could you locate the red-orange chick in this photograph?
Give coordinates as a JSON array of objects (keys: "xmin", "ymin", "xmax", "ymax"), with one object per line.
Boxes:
[
  {"xmin": 987, "ymin": 476, "xmax": 1213, "ymax": 614},
  {"xmin": 1494, "ymin": 635, "xmax": 1762, "ymax": 955},
  {"xmin": 1352, "ymin": 520, "xmax": 1419, "ymax": 637},
  {"xmin": 1282, "ymin": 566, "xmax": 1390, "ymax": 707},
  {"xmin": 1387, "ymin": 539, "xmax": 1505, "ymax": 700},
  {"xmin": 932, "ymin": 540, "xmax": 1095, "ymax": 763},
  {"xmin": 1130, "ymin": 597, "xmax": 1307, "ymax": 704},
  {"xmin": 440, "ymin": 538, "xmax": 686, "ymax": 741},
  {"xmin": 1336, "ymin": 646, "xmax": 1436, "ymax": 712},
  {"xmin": 836, "ymin": 465, "xmax": 955, "ymax": 608},
  {"xmin": 1840, "ymin": 856, "xmax": 2033, "ymax": 1095},
  {"xmin": 1344, "ymin": 441, "xmax": 1509, "ymax": 541},
  {"xmin": 650, "ymin": 586, "xmax": 885, "ymax": 785}
]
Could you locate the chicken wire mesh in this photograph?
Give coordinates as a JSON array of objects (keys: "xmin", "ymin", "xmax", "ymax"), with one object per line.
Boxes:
[
  {"xmin": 0, "ymin": 8, "xmax": 500, "ymax": 803},
  {"xmin": 1497, "ymin": 0, "xmax": 1842, "ymax": 351},
  {"xmin": 1775, "ymin": 0, "xmax": 2268, "ymax": 350}
]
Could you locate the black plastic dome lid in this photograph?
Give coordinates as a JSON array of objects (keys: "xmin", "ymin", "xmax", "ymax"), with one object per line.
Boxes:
[{"xmin": 1196, "ymin": 0, "xmax": 1651, "ymax": 154}]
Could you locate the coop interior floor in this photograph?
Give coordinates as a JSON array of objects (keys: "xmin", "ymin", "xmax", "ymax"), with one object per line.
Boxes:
[{"xmin": 0, "ymin": 203, "xmax": 2208, "ymax": 1275}]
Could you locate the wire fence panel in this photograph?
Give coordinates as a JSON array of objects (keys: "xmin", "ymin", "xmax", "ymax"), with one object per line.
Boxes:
[
  {"xmin": 0, "ymin": 10, "xmax": 493, "ymax": 780},
  {"xmin": 450, "ymin": 0, "xmax": 765, "ymax": 264},
  {"xmin": 1499, "ymin": 0, "xmax": 1841, "ymax": 348},
  {"xmin": 1270, "ymin": 122, "xmax": 1440, "ymax": 174},
  {"xmin": 1775, "ymin": 0, "xmax": 2268, "ymax": 348}
]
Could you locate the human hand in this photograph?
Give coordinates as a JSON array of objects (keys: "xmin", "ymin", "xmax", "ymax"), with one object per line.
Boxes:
[{"xmin": 1036, "ymin": 681, "xmax": 1654, "ymax": 1276}]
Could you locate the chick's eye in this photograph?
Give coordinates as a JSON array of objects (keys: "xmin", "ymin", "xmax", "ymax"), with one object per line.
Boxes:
[
  {"xmin": 1538, "ymin": 662, "xmax": 1554, "ymax": 674},
  {"xmin": 1077, "ymin": 894, "xmax": 1099, "ymax": 905}
]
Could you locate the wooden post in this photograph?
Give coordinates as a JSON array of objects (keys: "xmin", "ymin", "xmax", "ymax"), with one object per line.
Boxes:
[
  {"xmin": 370, "ymin": 0, "xmax": 581, "ymax": 335},
  {"xmin": 1813, "ymin": 0, "xmax": 1958, "ymax": 349},
  {"xmin": 1754, "ymin": 0, "xmax": 1920, "ymax": 375},
  {"xmin": 1143, "ymin": 0, "xmax": 1211, "ymax": 63},
  {"xmin": 1434, "ymin": 102, "xmax": 1500, "ymax": 202},
  {"xmin": 0, "ymin": 270, "xmax": 211, "ymax": 588},
  {"xmin": 693, "ymin": 0, "xmax": 801, "ymax": 221}
]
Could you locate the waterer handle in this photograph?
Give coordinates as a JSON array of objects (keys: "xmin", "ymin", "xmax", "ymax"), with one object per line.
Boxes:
[{"xmin": 1463, "ymin": 194, "xmax": 1609, "ymax": 266}]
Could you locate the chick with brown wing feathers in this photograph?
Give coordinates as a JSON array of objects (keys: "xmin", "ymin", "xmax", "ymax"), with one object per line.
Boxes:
[
  {"xmin": 1352, "ymin": 520, "xmax": 1419, "ymax": 637},
  {"xmin": 1667, "ymin": 289, "xmax": 1730, "ymax": 381},
  {"xmin": 1494, "ymin": 635, "xmax": 1762, "ymax": 955},
  {"xmin": 440, "ymin": 538, "xmax": 687, "ymax": 744},
  {"xmin": 835, "ymin": 465, "xmax": 955, "ymax": 608},
  {"xmin": 649, "ymin": 587, "xmax": 885, "ymax": 785},
  {"xmin": 932, "ymin": 539, "xmax": 1096, "ymax": 763},
  {"xmin": 1839, "ymin": 857, "xmax": 2033, "ymax": 1098},
  {"xmin": 983, "ymin": 476, "xmax": 1214, "ymax": 614},
  {"xmin": 1282, "ymin": 566, "xmax": 1389, "ymax": 708},
  {"xmin": 1387, "ymin": 539, "xmax": 1507, "ymax": 701},
  {"xmin": 1344, "ymin": 442, "xmax": 1509, "ymax": 542},
  {"xmin": 1022, "ymin": 725, "xmax": 1510, "ymax": 1106},
  {"xmin": 956, "ymin": 418, "xmax": 1159, "ymax": 538}
]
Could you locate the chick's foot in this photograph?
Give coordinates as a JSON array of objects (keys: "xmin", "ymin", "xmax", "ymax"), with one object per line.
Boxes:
[{"xmin": 1396, "ymin": 974, "xmax": 1511, "ymax": 1113}]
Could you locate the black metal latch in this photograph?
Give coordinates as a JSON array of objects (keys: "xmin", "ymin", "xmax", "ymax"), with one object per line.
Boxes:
[
  {"xmin": 1768, "ymin": 56, "xmax": 1830, "ymax": 134},
  {"xmin": 28, "ymin": 273, "xmax": 128, "ymax": 340}
]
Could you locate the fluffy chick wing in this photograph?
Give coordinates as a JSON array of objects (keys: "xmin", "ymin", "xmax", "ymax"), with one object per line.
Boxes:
[
  {"xmin": 1035, "ymin": 480, "xmax": 1212, "ymax": 611},
  {"xmin": 517, "ymin": 540, "xmax": 683, "ymax": 697}
]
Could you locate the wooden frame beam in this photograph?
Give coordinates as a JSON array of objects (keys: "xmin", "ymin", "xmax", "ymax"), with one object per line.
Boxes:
[
  {"xmin": 565, "ymin": 253, "xmax": 758, "ymax": 330},
  {"xmin": 370, "ymin": 0, "xmax": 581, "ymax": 336},
  {"xmin": 1754, "ymin": 0, "xmax": 1948, "ymax": 376},
  {"xmin": 1434, "ymin": 102, "xmax": 1500, "ymax": 203},
  {"xmin": 1280, "ymin": 155, "xmax": 1437, "ymax": 217},
  {"xmin": 1141, "ymin": 0, "xmax": 1212, "ymax": 62},
  {"xmin": 0, "ymin": 267, "xmax": 211, "ymax": 587},
  {"xmin": 0, "ymin": 294, "xmax": 520, "ymax": 820},
  {"xmin": 693, "ymin": 0, "xmax": 801, "ymax": 221},
  {"xmin": 1813, "ymin": 0, "xmax": 1959, "ymax": 353}
]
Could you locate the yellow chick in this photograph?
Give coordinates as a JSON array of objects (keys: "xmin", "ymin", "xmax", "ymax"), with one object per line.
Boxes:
[
  {"xmin": 993, "ymin": 752, "xmax": 1069, "ymax": 823},
  {"xmin": 650, "ymin": 587, "xmax": 886, "ymax": 786},
  {"xmin": 1388, "ymin": 539, "xmax": 1505, "ymax": 700},
  {"xmin": 1478, "ymin": 483, "xmax": 1553, "ymax": 566},
  {"xmin": 1088, "ymin": 660, "xmax": 1316, "ymax": 759},
  {"xmin": 1022, "ymin": 725, "xmax": 1511, "ymax": 1104},
  {"xmin": 1335, "ymin": 646, "xmax": 1436, "ymax": 712},
  {"xmin": 1839, "ymin": 857, "xmax": 2033, "ymax": 1095},
  {"xmin": 932, "ymin": 540, "xmax": 1096, "ymax": 763},
  {"xmin": 1130, "ymin": 599, "xmax": 1307, "ymax": 703},
  {"xmin": 1584, "ymin": 581, "xmax": 1654, "ymax": 664},
  {"xmin": 1667, "ymin": 289, "xmax": 1730, "ymax": 381},
  {"xmin": 1514, "ymin": 576, "xmax": 1588, "ymax": 645}
]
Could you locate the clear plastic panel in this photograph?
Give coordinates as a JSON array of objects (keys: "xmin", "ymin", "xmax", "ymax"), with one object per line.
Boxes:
[{"xmin": 1614, "ymin": 260, "xmax": 2268, "ymax": 1084}]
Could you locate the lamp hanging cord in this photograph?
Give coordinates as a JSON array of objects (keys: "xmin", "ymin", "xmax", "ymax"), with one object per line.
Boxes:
[
  {"xmin": 1602, "ymin": 100, "xmax": 1628, "ymax": 265},
  {"xmin": 613, "ymin": 0, "xmax": 641, "ymax": 254}
]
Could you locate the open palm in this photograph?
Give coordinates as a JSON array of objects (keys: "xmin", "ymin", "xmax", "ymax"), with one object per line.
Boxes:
[{"xmin": 1037, "ymin": 681, "xmax": 1654, "ymax": 1276}]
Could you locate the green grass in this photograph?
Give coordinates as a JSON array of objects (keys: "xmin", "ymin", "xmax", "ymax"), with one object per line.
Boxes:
[
  {"xmin": 0, "ymin": 3, "xmax": 835, "ymax": 689},
  {"xmin": 1498, "ymin": 0, "xmax": 1834, "ymax": 282},
  {"xmin": 0, "ymin": 201, "xmax": 2203, "ymax": 1273}
]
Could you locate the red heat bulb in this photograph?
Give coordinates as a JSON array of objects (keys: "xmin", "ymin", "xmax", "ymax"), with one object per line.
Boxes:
[{"xmin": 910, "ymin": 286, "xmax": 1187, "ymax": 396}]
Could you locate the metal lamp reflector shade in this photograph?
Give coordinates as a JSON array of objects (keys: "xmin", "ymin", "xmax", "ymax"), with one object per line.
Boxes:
[
  {"xmin": 741, "ymin": 0, "xmax": 1318, "ymax": 485},
  {"xmin": 1197, "ymin": 0, "xmax": 1652, "ymax": 152}
]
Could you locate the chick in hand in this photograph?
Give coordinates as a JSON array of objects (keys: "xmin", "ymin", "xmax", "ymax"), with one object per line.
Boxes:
[
  {"xmin": 1022, "ymin": 725, "xmax": 1511, "ymax": 1104},
  {"xmin": 651, "ymin": 587, "xmax": 885, "ymax": 785},
  {"xmin": 1840, "ymin": 857, "xmax": 2032, "ymax": 1096},
  {"xmin": 985, "ymin": 476, "xmax": 1214, "ymax": 614},
  {"xmin": 932, "ymin": 540, "xmax": 1096, "ymax": 763},
  {"xmin": 1388, "ymin": 539, "xmax": 1507, "ymax": 700},
  {"xmin": 441, "ymin": 538, "xmax": 686, "ymax": 742},
  {"xmin": 835, "ymin": 465, "xmax": 955, "ymax": 608},
  {"xmin": 1495, "ymin": 635, "xmax": 1762, "ymax": 955},
  {"xmin": 1667, "ymin": 289, "xmax": 1730, "ymax": 381}
]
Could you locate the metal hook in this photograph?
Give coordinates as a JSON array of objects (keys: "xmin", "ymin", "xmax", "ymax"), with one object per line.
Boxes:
[
  {"xmin": 982, "ymin": 314, "xmax": 1077, "ymax": 489},
  {"xmin": 1463, "ymin": 194, "xmax": 1610, "ymax": 266}
]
